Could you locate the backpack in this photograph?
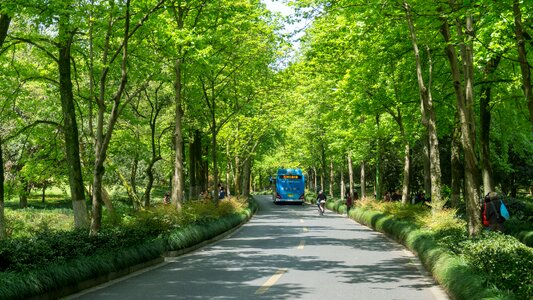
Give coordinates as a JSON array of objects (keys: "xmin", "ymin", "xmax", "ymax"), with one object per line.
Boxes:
[
  {"xmin": 482, "ymin": 203, "xmax": 490, "ymax": 227},
  {"xmin": 500, "ymin": 200, "xmax": 510, "ymax": 220}
]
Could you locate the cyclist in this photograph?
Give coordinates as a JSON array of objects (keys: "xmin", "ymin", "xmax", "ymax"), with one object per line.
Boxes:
[{"xmin": 316, "ymin": 190, "xmax": 326, "ymax": 215}]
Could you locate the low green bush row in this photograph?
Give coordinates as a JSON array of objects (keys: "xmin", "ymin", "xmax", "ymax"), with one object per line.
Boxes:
[
  {"xmin": 308, "ymin": 197, "xmax": 533, "ymax": 299},
  {"xmin": 0, "ymin": 199, "xmax": 257, "ymax": 300}
]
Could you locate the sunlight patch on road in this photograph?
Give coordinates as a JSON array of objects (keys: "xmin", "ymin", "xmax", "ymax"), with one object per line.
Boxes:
[{"xmin": 254, "ymin": 268, "xmax": 288, "ymax": 295}]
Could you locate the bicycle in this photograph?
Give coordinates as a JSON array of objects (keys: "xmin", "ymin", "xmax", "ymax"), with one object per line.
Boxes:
[{"xmin": 317, "ymin": 200, "xmax": 325, "ymax": 215}]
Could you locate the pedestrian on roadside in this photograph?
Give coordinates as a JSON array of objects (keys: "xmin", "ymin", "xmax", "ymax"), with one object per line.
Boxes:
[
  {"xmin": 218, "ymin": 185, "xmax": 226, "ymax": 200},
  {"xmin": 345, "ymin": 190, "xmax": 353, "ymax": 214},
  {"xmin": 482, "ymin": 192, "xmax": 505, "ymax": 232}
]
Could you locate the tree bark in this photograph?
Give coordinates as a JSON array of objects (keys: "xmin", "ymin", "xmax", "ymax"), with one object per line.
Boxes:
[
  {"xmin": 347, "ymin": 152, "xmax": 354, "ymax": 198},
  {"xmin": 384, "ymin": 105, "xmax": 411, "ymax": 205},
  {"xmin": 0, "ymin": 138, "xmax": 5, "ymax": 239},
  {"xmin": 404, "ymin": 1, "xmax": 443, "ymax": 210},
  {"xmin": 451, "ymin": 113, "xmax": 462, "ymax": 208},
  {"xmin": 58, "ymin": 6, "xmax": 90, "ymax": 229},
  {"xmin": 360, "ymin": 160, "xmax": 366, "ymax": 199},
  {"xmin": 422, "ymin": 133, "xmax": 431, "ymax": 196},
  {"xmin": 0, "ymin": 11, "xmax": 10, "ymax": 47},
  {"xmin": 440, "ymin": 8, "xmax": 481, "ymax": 236},
  {"xmin": 189, "ymin": 129, "xmax": 203, "ymax": 198},
  {"xmin": 340, "ymin": 169, "xmax": 345, "ymax": 201},
  {"xmin": 320, "ymin": 141, "xmax": 326, "ymax": 192},
  {"xmin": 171, "ymin": 4, "xmax": 186, "ymax": 210},
  {"xmin": 375, "ymin": 114, "xmax": 382, "ymax": 200},
  {"xmin": 91, "ymin": 0, "xmax": 139, "ymax": 235},
  {"xmin": 172, "ymin": 57, "xmax": 185, "ymax": 211},
  {"xmin": 0, "ymin": 12, "xmax": 10, "ymax": 239},
  {"xmin": 513, "ymin": 0, "xmax": 533, "ymax": 130},
  {"xmin": 329, "ymin": 159, "xmax": 334, "ymax": 198},
  {"xmin": 188, "ymin": 132, "xmax": 196, "ymax": 200},
  {"xmin": 242, "ymin": 157, "xmax": 251, "ymax": 197},
  {"xmin": 402, "ymin": 141, "xmax": 411, "ymax": 205},
  {"xmin": 480, "ymin": 55, "xmax": 501, "ymax": 195},
  {"xmin": 313, "ymin": 167, "xmax": 317, "ymax": 191}
]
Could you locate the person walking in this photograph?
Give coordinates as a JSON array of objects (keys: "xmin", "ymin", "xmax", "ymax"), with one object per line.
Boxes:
[
  {"xmin": 345, "ymin": 190, "xmax": 353, "ymax": 215},
  {"xmin": 482, "ymin": 192, "xmax": 505, "ymax": 232}
]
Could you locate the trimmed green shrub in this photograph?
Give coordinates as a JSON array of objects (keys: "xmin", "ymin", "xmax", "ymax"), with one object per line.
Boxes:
[
  {"xmin": 0, "ymin": 197, "xmax": 256, "ymax": 299},
  {"xmin": 460, "ymin": 232, "xmax": 533, "ymax": 299},
  {"xmin": 328, "ymin": 197, "xmax": 525, "ymax": 299}
]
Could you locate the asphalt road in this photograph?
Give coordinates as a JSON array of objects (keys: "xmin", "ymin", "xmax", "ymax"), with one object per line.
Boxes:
[{"xmin": 66, "ymin": 195, "xmax": 449, "ymax": 300}]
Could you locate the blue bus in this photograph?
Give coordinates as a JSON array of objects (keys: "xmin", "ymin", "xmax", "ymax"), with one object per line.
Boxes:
[{"xmin": 273, "ymin": 168, "xmax": 305, "ymax": 204}]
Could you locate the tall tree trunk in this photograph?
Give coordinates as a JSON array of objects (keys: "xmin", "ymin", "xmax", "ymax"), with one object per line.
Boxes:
[
  {"xmin": 513, "ymin": 0, "xmax": 533, "ymax": 129},
  {"xmin": 130, "ymin": 155, "xmax": 138, "ymax": 195},
  {"xmin": 347, "ymin": 152, "xmax": 354, "ymax": 198},
  {"xmin": 425, "ymin": 48, "xmax": 443, "ymax": 209},
  {"xmin": 233, "ymin": 124, "xmax": 240, "ymax": 196},
  {"xmin": 0, "ymin": 11, "xmax": 10, "ymax": 47},
  {"xmin": 143, "ymin": 155, "xmax": 161, "ymax": 207},
  {"xmin": 188, "ymin": 131, "xmax": 196, "ymax": 200},
  {"xmin": 42, "ymin": 184, "xmax": 46, "ymax": 203},
  {"xmin": 234, "ymin": 155, "xmax": 240, "ymax": 196},
  {"xmin": 171, "ymin": 4, "xmax": 186, "ymax": 210},
  {"xmin": 211, "ymin": 116, "xmax": 219, "ymax": 198},
  {"xmin": 0, "ymin": 139, "xmax": 5, "ymax": 239},
  {"xmin": 91, "ymin": 0, "xmax": 145, "ymax": 235},
  {"xmin": 340, "ymin": 169, "xmax": 345, "ymax": 201},
  {"xmin": 440, "ymin": 9, "xmax": 481, "ymax": 236},
  {"xmin": 402, "ymin": 142, "xmax": 411, "ymax": 205},
  {"xmin": 422, "ymin": 133, "xmax": 431, "ymax": 195},
  {"xmin": 19, "ymin": 180, "xmax": 29, "ymax": 208},
  {"xmin": 58, "ymin": 7, "xmax": 89, "ymax": 229},
  {"xmin": 329, "ymin": 159, "xmax": 334, "ymax": 198},
  {"xmin": 480, "ymin": 55, "xmax": 501, "ymax": 195},
  {"xmin": 360, "ymin": 160, "xmax": 366, "ymax": 199},
  {"xmin": 405, "ymin": 1, "xmax": 443, "ymax": 210},
  {"xmin": 313, "ymin": 167, "xmax": 317, "ymax": 192},
  {"xmin": 451, "ymin": 114, "xmax": 463, "ymax": 208},
  {"xmin": 172, "ymin": 58, "xmax": 185, "ymax": 209},
  {"xmin": 0, "ymin": 11, "xmax": 11, "ymax": 239},
  {"xmin": 189, "ymin": 129, "xmax": 202, "ymax": 198},
  {"xmin": 375, "ymin": 114, "xmax": 382, "ymax": 200},
  {"xmin": 242, "ymin": 158, "xmax": 251, "ymax": 197},
  {"xmin": 384, "ymin": 106, "xmax": 411, "ymax": 205},
  {"xmin": 226, "ymin": 143, "xmax": 231, "ymax": 197},
  {"xmin": 320, "ymin": 142, "xmax": 326, "ymax": 192}
]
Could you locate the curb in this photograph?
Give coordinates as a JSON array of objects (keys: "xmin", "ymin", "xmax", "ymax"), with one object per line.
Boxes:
[
  {"xmin": 31, "ymin": 257, "xmax": 165, "ymax": 300},
  {"xmin": 35, "ymin": 200, "xmax": 257, "ymax": 300},
  {"xmin": 164, "ymin": 204, "xmax": 257, "ymax": 258}
]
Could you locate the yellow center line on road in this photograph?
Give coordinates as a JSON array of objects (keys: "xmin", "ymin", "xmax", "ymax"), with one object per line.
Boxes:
[
  {"xmin": 297, "ymin": 240, "xmax": 305, "ymax": 250},
  {"xmin": 254, "ymin": 268, "xmax": 288, "ymax": 295}
]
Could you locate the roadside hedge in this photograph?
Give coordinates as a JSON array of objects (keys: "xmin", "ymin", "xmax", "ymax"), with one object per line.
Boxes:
[
  {"xmin": 0, "ymin": 199, "xmax": 257, "ymax": 300},
  {"xmin": 310, "ymin": 197, "xmax": 533, "ymax": 300}
]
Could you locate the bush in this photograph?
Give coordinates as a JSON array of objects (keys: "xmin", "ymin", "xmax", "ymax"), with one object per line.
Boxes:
[
  {"xmin": 0, "ymin": 197, "xmax": 256, "ymax": 299},
  {"xmin": 461, "ymin": 231, "xmax": 533, "ymax": 299},
  {"xmin": 333, "ymin": 196, "xmax": 531, "ymax": 298}
]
